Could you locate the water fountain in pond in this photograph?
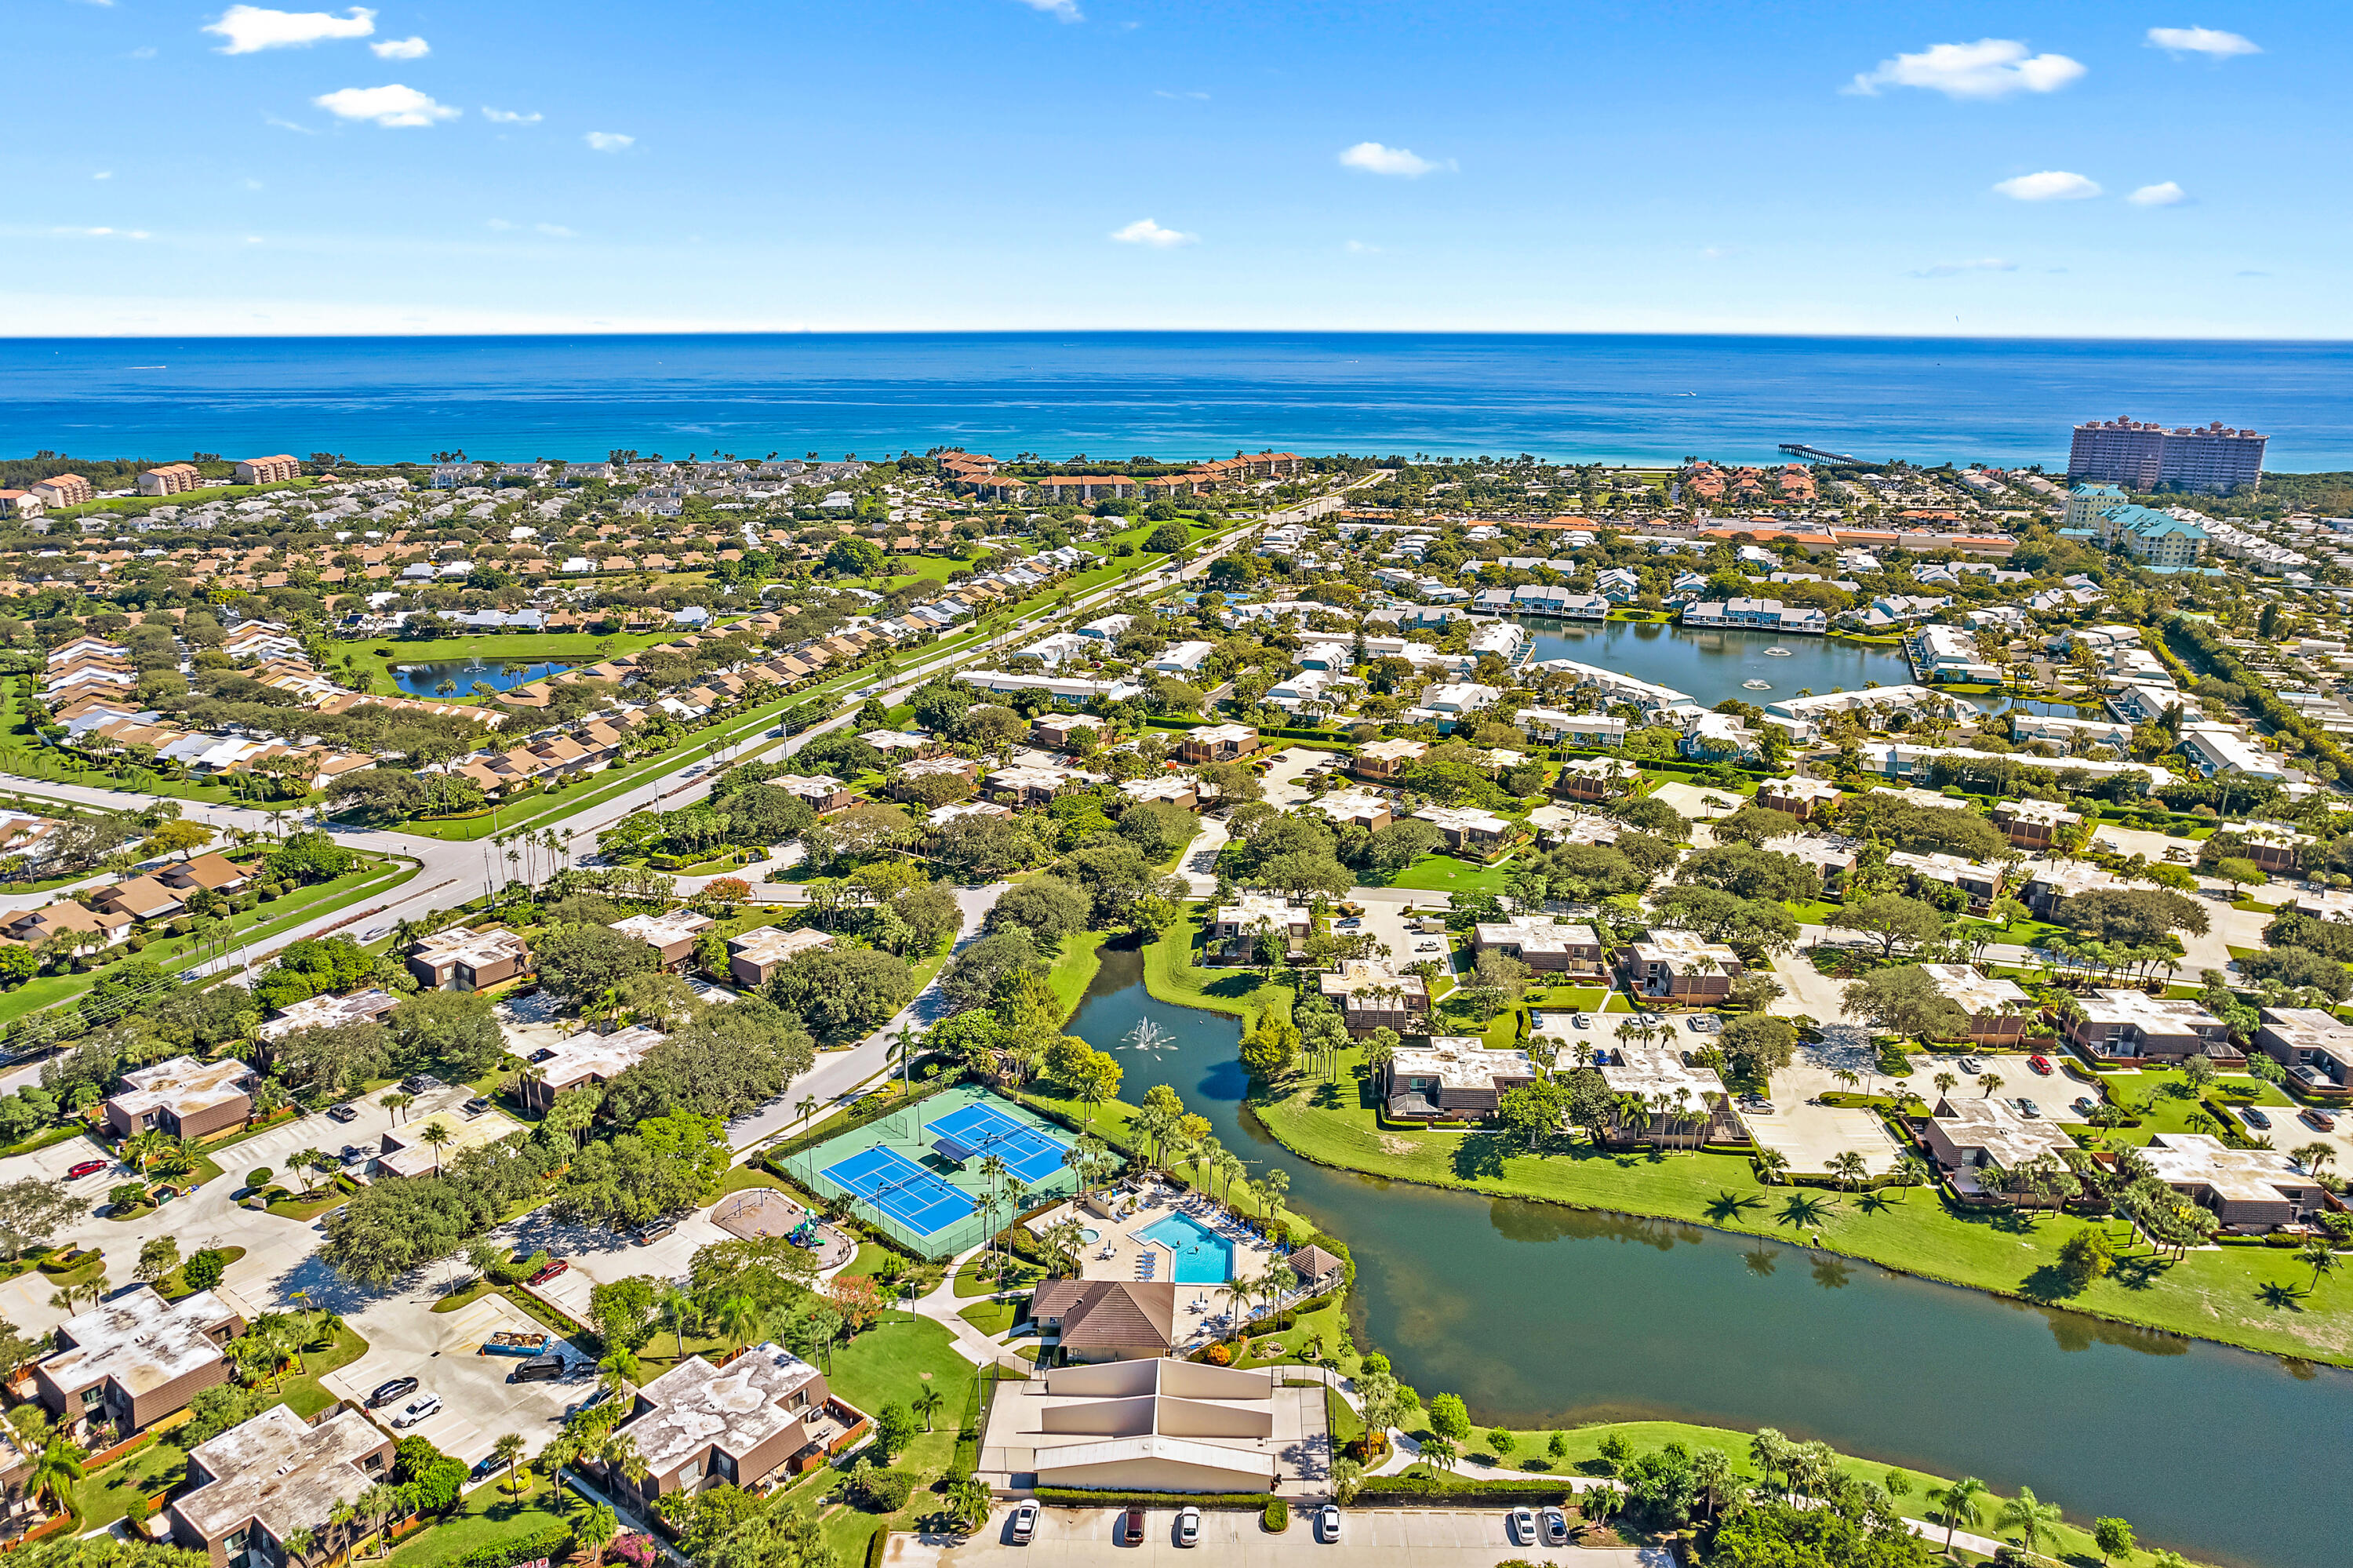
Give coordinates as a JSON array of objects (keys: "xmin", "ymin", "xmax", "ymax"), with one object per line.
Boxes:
[{"xmin": 1123, "ymin": 1018, "xmax": 1176, "ymax": 1057}]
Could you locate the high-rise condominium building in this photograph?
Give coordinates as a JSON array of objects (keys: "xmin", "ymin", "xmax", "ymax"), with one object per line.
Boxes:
[{"xmin": 2068, "ymin": 417, "xmax": 2266, "ymax": 493}]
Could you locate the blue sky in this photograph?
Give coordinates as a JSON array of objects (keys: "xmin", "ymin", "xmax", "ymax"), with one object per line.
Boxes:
[{"xmin": 2, "ymin": 2, "xmax": 2337, "ymax": 336}]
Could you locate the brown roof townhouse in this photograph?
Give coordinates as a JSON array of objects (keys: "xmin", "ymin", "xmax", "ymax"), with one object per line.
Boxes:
[
  {"xmin": 406, "ymin": 927, "xmax": 531, "ymax": 992},
  {"xmin": 518, "ymin": 1024, "xmax": 669, "ymax": 1114},
  {"xmin": 33, "ymin": 1286, "xmax": 245, "ymax": 1442},
  {"xmin": 1918, "ymin": 962, "xmax": 2037, "ymax": 1046},
  {"xmin": 2, "ymin": 900, "xmax": 133, "ymax": 950},
  {"xmin": 599, "ymin": 1344, "xmax": 869, "ymax": 1501},
  {"xmin": 103, "ymin": 1057, "xmax": 256, "ymax": 1141},
  {"xmin": 1027, "ymin": 1279, "xmax": 1180, "ymax": 1362},
  {"xmin": 169, "ymin": 1403, "xmax": 391, "ymax": 1568}
]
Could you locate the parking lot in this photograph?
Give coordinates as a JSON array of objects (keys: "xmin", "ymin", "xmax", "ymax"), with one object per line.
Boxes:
[
  {"xmin": 886, "ymin": 1506, "xmax": 1667, "ymax": 1568},
  {"xmin": 499, "ymin": 1203, "xmax": 740, "ymax": 1325},
  {"xmin": 323, "ymin": 1286, "xmax": 590, "ymax": 1466}
]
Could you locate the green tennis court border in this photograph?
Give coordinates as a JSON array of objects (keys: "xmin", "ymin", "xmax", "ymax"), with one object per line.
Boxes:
[{"xmin": 780, "ymin": 1082, "xmax": 1080, "ymax": 1259}]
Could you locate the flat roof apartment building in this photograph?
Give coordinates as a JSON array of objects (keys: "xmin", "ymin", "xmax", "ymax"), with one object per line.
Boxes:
[
  {"xmin": 726, "ymin": 926, "xmax": 835, "ymax": 989},
  {"xmin": 1316, "ymin": 959, "xmax": 1428, "ymax": 1036},
  {"xmin": 1175, "ymin": 723, "xmax": 1258, "ymax": 765},
  {"xmin": 2068, "ymin": 417, "xmax": 2265, "ymax": 493},
  {"xmin": 609, "ymin": 909, "xmax": 716, "ymax": 970},
  {"xmin": 604, "ymin": 1344, "xmax": 867, "ymax": 1500},
  {"xmin": 170, "ymin": 1405, "xmax": 391, "ymax": 1568},
  {"xmin": 1471, "ymin": 915, "xmax": 1606, "ymax": 975},
  {"xmin": 518, "ymin": 1025, "xmax": 670, "ymax": 1113},
  {"xmin": 34, "ymin": 1286, "xmax": 244, "ymax": 1442},
  {"xmin": 2066, "ymin": 988, "xmax": 2242, "ymax": 1066},
  {"xmin": 1615, "ymin": 930, "xmax": 1744, "ymax": 1002},
  {"xmin": 406, "ymin": 926, "xmax": 531, "ymax": 992},
  {"xmin": 1593, "ymin": 1046, "xmax": 1740, "ymax": 1148},
  {"xmin": 103, "ymin": 1057, "xmax": 256, "ymax": 1141},
  {"xmin": 1918, "ymin": 963, "xmax": 2035, "ymax": 1045},
  {"xmin": 1383, "ymin": 1038, "xmax": 1534, "ymax": 1121},
  {"xmin": 2143, "ymin": 1133, "xmax": 2323, "ymax": 1233}
]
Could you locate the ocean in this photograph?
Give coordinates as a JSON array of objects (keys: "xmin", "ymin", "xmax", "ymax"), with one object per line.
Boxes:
[{"xmin": 3, "ymin": 332, "xmax": 2350, "ymax": 471}]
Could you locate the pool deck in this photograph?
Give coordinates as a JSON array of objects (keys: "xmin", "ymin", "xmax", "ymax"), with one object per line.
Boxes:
[{"xmin": 1029, "ymin": 1177, "xmax": 1285, "ymax": 1348}]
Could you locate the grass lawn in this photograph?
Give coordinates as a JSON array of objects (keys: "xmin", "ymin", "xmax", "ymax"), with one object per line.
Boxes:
[
  {"xmin": 1256, "ymin": 1063, "xmax": 2353, "ymax": 1366},
  {"xmin": 0, "ymin": 860, "xmax": 416, "ymax": 1030},
  {"xmin": 954, "ymin": 1255, "xmax": 1042, "ymax": 1297},
  {"xmin": 956, "ymin": 1297, "xmax": 1020, "ymax": 1336},
  {"xmin": 1457, "ymin": 1419, "xmax": 2217, "ymax": 1568},
  {"xmin": 2090, "ymin": 1068, "xmax": 2297, "ymax": 1146},
  {"xmin": 73, "ymin": 1425, "xmax": 195, "ymax": 1529},
  {"xmin": 717, "ymin": 1162, "xmax": 792, "ymax": 1197},
  {"xmin": 340, "ymin": 631, "xmax": 675, "ymax": 696},
  {"xmin": 842, "ymin": 555, "xmax": 969, "ymax": 595},
  {"xmin": 837, "ymin": 1242, "xmax": 896, "ymax": 1279},
  {"xmin": 1044, "ymin": 931, "xmax": 1112, "ymax": 1017},
  {"xmin": 385, "ymin": 1474, "xmax": 575, "ymax": 1568},
  {"xmin": 1382, "ymin": 853, "xmax": 1518, "ymax": 896},
  {"xmin": 1143, "ymin": 915, "xmax": 1296, "ymax": 1033},
  {"xmin": 1961, "ymin": 914, "xmax": 2070, "ymax": 948}
]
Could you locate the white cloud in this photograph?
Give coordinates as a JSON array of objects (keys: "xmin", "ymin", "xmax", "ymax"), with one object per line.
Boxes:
[
  {"xmin": 536, "ymin": 224, "xmax": 575, "ymax": 237},
  {"xmin": 1344, "ymin": 239, "xmax": 1380, "ymax": 253},
  {"xmin": 312, "ymin": 84, "xmax": 459, "ymax": 127},
  {"xmin": 1154, "ymin": 89, "xmax": 1209, "ymax": 100},
  {"xmin": 486, "ymin": 219, "xmax": 516, "ymax": 231},
  {"xmin": 56, "ymin": 227, "xmax": 150, "ymax": 240},
  {"xmin": 1109, "ymin": 217, "xmax": 1196, "ymax": 248},
  {"xmin": 369, "ymin": 35, "xmax": 428, "ymax": 59},
  {"xmin": 1909, "ymin": 258, "xmax": 2017, "ymax": 277},
  {"xmin": 1014, "ymin": 0, "xmax": 1083, "ymax": 21},
  {"xmin": 1993, "ymin": 169, "xmax": 2102, "ymax": 201},
  {"xmin": 1339, "ymin": 141, "xmax": 1452, "ymax": 177},
  {"xmin": 483, "ymin": 107, "xmax": 542, "ymax": 124},
  {"xmin": 1846, "ymin": 38, "xmax": 2086, "ymax": 99},
  {"xmin": 2147, "ymin": 26, "xmax": 2260, "ymax": 58},
  {"xmin": 93, "ymin": 172, "xmax": 112, "ymax": 180},
  {"xmin": 584, "ymin": 131, "xmax": 634, "ymax": 151},
  {"xmin": 205, "ymin": 5, "xmax": 376, "ymax": 54},
  {"xmin": 264, "ymin": 114, "xmax": 315, "ymax": 133},
  {"xmin": 2129, "ymin": 180, "xmax": 2188, "ymax": 206}
]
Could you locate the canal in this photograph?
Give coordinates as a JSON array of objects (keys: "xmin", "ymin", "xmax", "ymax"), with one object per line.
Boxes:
[{"xmin": 1067, "ymin": 944, "xmax": 2348, "ymax": 1568}]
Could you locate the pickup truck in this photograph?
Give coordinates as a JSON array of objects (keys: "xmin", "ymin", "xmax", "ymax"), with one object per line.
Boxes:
[{"xmin": 479, "ymin": 1331, "xmax": 551, "ymax": 1358}]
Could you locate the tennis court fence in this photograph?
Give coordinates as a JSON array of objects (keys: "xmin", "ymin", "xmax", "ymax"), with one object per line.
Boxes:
[{"xmin": 780, "ymin": 1090, "xmax": 1082, "ymax": 1260}]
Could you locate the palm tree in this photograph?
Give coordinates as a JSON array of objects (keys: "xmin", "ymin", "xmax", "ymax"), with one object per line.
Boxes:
[
  {"xmin": 713, "ymin": 1293, "xmax": 759, "ymax": 1359},
  {"xmin": 1753, "ymin": 1148, "xmax": 1790, "ymax": 1186},
  {"xmin": 380, "ymin": 1092, "xmax": 415, "ymax": 1126},
  {"xmin": 795, "ymin": 1095, "xmax": 819, "ymax": 1131},
  {"xmin": 1420, "ymin": 1435, "xmax": 1459, "ymax": 1475},
  {"xmin": 598, "ymin": 1344, "xmax": 642, "ymax": 1399},
  {"xmin": 282, "ymin": 1529, "xmax": 317, "ymax": 1568},
  {"xmin": 1748, "ymin": 1428, "xmax": 1791, "ymax": 1500},
  {"xmin": 598, "ymin": 1431, "xmax": 650, "ymax": 1497},
  {"xmin": 1933, "ymin": 1071, "xmax": 1959, "ymax": 1101},
  {"xmin": 1933, "ymin": 1476, "xmax": 1988, "ymax": 1552},
  {"xmin": 289, "ymin": 1147, "xmax": 326, "ymax": 1198},
  {"xmin": 1893, "ymin": 1153, "xmax": 1930, "ymax": 1202},
  {"xmin": 1691, "ymin": 1447, "xmax": 1733, "ymax": 1517},
  {"xmin": 490, "ymin": 1432, "xmax": 528, "ymax": 1497},
  {"xmin": 2293, "ymin": 1142, "xmax": 2336, "ymax": 1181},
  {"xmin": 419, "ymin": 1121, "xmax": 453, "ymax": 1173},
  {"xmin": 1977, "ymin": 1072, "xmax": 2002, "ymax": 1098},
  {"xmin": 658, "ymin": 1283, "xmax": 696, "ymax": 1360},
  {"xmin": 327, "ymin": 1499, "xmax": 358, "ymax": 1566},
  {"xmin": 1997, "ymin": 1486, "xmax": 2063, "ymax": 1556},
  {"xmin": 2300, "ymin": 1237, "xmax": 2337, "ymax": 1293},
  {"xmin": 914, "ymin": 1384, "xmax": 945, "ymax": 1432},
  {"xmin": 27, "ymin": 1437, "xmax": 83, "ymax": 1516},
  {"xmin": 1827, "ymin": 1150, "xmax": 1868, "ymax": 1194}
]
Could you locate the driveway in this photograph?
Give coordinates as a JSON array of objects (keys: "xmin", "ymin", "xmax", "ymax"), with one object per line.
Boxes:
[
  {"xmin": 1258, "ymin": 748, "xmax": 1331, "ymax": 808},
  {"xmin": 888, "ymin": 1507, "xmax": 1665, "ymax": 1568}
]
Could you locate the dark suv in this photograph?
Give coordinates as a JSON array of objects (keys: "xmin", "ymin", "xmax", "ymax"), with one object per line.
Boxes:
[{"xmin": 511, "ymin": 1354, "xmax": 567, "ymax": 1383}]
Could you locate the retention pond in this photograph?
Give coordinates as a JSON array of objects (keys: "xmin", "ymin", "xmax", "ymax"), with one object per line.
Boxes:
[{"xmin": 1069, "ymin": 943, "xmax": 2351, "ymax": 1568}]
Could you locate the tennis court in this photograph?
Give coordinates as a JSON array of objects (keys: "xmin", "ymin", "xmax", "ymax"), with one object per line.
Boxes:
[
  {"xmin": 781, "ymin": 1084, "xmax": 1085, "ymax": 1258},
  {"xmin": 927, "ymin": 1100, "xmax": 1073, "ymax": 1184},
  {"xmin": 818, "ymin": 1145, "xmax": 976, "ymax": 1236}
]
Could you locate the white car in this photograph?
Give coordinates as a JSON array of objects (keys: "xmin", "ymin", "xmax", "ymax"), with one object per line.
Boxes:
[
  {"xmin": 1507, "ymin": 1508, "xmax": 1538, "ymax": 1545},
  {"xmin": 391, "ymin": 1393, "xmax": 442, "ymax": 1429},
  {"xmin": 1315, "ymin": 1505, "xmax": 1340, "ymax": 1543},
  {"xmin": 1176, "ymin": 1507, "xmax": 1201, "ymax": 1548},
  {"xmin": 1008, "ymin": 1501, "xmax": 1039, "ymax": 1544}
]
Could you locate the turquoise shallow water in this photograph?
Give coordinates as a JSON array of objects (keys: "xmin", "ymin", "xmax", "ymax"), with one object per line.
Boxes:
[
  {"xmin": 5, "ymin": 332, "xmax": 2350, "ymax": 467},
  {"xmin": 1136, "ymin": 1210, "xmax": 1237, "ymax": 1284}
]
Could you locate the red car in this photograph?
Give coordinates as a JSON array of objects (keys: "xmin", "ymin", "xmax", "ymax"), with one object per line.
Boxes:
[
  {"xmin": 527, "ymin": 1259, "xmax": 569, "ymax": 1286},
  {"xmin": 66, "ymin": 1160, "xmax": 107, "ymax": 1181},
  {"xmin": 2028, "ymin": 1055, "xmax": 2053, "ymax": 1075}
]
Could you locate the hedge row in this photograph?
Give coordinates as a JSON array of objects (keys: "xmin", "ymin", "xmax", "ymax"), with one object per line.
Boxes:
[
  {"xmin": 1031, "ymin": 1489, "xmax": 1271, "ymax": 1510},
  {"xmin": 444, "ymin": 1523, "xmax": 575, "ymax": 1568},
  {"xmin": 765, "ymin": 1068, "xmax": 972, "ymax": 1164},
  {"xmin": 1355, "ymin": 1477, "xmax": 1577, "ymax": 1504}
]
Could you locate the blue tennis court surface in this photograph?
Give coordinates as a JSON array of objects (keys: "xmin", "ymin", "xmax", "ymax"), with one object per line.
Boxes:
[
  {"xmin": 818, "ymin": 1145, "xmax": 975, "ymax": 1235},
  {"xmin": 927, "ymin": 1101, "xmax": 1072, "ymax": 1183}
]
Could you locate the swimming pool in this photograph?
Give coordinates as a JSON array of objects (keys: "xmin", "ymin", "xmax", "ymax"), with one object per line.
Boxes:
[{"xmin": 1137, "ymin": 1212, "xmax": 1235, "ymax": 1284}]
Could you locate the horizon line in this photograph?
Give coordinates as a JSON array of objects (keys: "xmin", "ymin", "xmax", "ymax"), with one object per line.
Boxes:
[{"xmin": 2, "ymin": 326, "xmax": 2352, "ymax": 345}]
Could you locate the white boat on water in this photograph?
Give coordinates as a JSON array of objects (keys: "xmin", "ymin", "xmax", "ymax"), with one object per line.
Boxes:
[
  {"xmin": 1743, "ymin": 679, "xmax": 1773, "ymax": 690},
  {"xmin": 1763, "ymin": 646, "xmax": 1795, "ymax": 657}
]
